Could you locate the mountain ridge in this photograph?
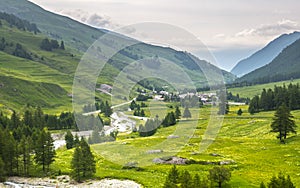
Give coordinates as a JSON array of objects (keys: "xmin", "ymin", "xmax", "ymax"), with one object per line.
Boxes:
[
  {"xmin": 231, "ymin": 31, "xmax": 300, "ymax": 77},
  {"xmin": 238, "ymin": 38, "xmax": 300, "ymax": 84}
]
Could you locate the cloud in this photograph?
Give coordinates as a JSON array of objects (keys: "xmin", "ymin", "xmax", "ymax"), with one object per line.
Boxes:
[
  {"xmin": 209, "ymin": 19, "xmax": 300, "ymax": 51},
  {"xmin": 236, "ymin": 19, "xmax": 299, "ymax": 37},
  {"xmin": 56, "ymin": 9, "xmax": 119, "ymax": 29}
]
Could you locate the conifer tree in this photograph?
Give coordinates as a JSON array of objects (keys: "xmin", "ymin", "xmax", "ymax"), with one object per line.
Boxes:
[
  {"xmin": 65, "ymin": 130, "xmax": 74, "ymax": 149},
  {"xmin": 71, "ymin": 138, "xmax": 96, "ymax": 181},
  {"xmin": 237, "ymin": 108, "xmax": 243, "ymax": 116},
  {"xmin": 175, "ymin": 106, "xmax": 181, "ymax": 119},
  {"xmin": 183, "ymin": 107, "xmax": 191, "ymax": 118},
  {"xmin": 271, "ymin": 104, "xmax": 297, "ymax": 142},
  {"xmin": 34, "ymin": 130, "xmax": 56, "ymax": 172},
  {"xmin": 163, "ymin": 165, "xmax": 179, "ymax": 188},
  {"xmin": 19, "ymin": 136, "xmax": 32, "ymax": 176},
  {"xmin": 80, "ymin": 138, "xmax": 96, "ymax": 177},
  {"xmin": 71, "ymin": 146, "xmax": 83, "ymax": 182}
]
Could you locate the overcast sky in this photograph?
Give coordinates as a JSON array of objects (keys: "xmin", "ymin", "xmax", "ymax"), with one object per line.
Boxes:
[{"xmin": 28, "ymin": 0, "xmax": 300, "ymax": 71}]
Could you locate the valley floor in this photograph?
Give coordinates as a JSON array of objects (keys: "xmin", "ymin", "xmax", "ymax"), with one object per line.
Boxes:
[{"xmin": 50, "ymin": 103, "xmax": 300, "ymax": 187}]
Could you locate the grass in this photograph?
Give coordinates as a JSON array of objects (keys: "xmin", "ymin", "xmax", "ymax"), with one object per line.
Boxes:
[
  {"xmin": 228, "ymin": 78, "xmax": 300, "ymax": 98},
  {"xmin": 52, "ymin": 102, "xmax": 300, "ymax": 187}
]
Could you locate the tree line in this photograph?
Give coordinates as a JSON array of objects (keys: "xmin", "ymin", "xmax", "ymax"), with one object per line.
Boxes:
[
  {"xmin": 3, "ymin": 106, "xmax": 76, "ymax": 131},
  {"xmin": 83, "ymin": 101, "xmax": 112, "ymax": 117},
  {"xmin": 163, "ymin": 165, "xmax": 231, "ymax": 188},
  {"xmin": 0, "ymin": 12, "xmax": 40, "ymax": 34},
  {"xmin": 0, "ymin": 112, "xmax": 56, "ymax": 180},
  {"xmin": 137, "ymin": 106, "xmax": 189, "ymax": 137},
  {"xmin": 248, "ymin": 83, "xmax": 300, "ymax": 114},
  {"xmin": 164, "ymin": 165, "xmax": 295, "ymax": 188}
]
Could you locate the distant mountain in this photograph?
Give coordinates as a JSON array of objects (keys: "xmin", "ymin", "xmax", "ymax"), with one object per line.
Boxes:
[
  {"xmin": 238, "ymin": 38, "xmax": 300, "ymax": 84},
  {"xmin": 231, "ymin": 31, "xmax": 300, "ymax": 77}
]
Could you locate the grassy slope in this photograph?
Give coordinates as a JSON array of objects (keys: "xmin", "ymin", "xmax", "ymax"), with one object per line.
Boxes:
[
  {"xmin": 0, "ymin": 21, "xmax": 78, "ymax": 112},
  {"xmin": 228, "ymin": 78, "xmax": 300, "ymax": 98},
  {"xmin": 52, "ymin": 103, "xmax": 300, "ymax": 187}
]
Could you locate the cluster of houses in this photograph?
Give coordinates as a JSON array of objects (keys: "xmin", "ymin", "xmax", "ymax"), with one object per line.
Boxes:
[{"xmin": 94, "ymin": 83, "xmax": 218, "ymax": 104}]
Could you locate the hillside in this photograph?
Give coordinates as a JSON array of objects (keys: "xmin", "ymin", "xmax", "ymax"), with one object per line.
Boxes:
[
  {"xmin": 0, "ymin": 0, "xmax": 105, "ymax": 52},
  {"xmin": 238, "ymin": 38, "xmax": 300, "ymax": 84},
  {"xmin": 231, "ymin": 31, "xmax": 300, "ymax": 77},
  {"xmin": 0, "ymin": 0, "xmax": 236, "ymax": 112}
]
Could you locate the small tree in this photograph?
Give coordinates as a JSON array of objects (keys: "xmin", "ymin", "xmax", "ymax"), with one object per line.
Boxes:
[
  {"xmin": 237, "ymin": 108, "xmax": 243, "ymax": 116},
  {"xmin": 209, "ymin": 166, "xmax": 231, "ymax": 188},
  {"xmin": 60, "ymin": 41, "xmax": 65, "ymax": 50},
  {"xmin": 71, "ymin": 138, "xmax": 96, "ymax": 182},
  {"xmin": 71, "ymin": 146, "xmax": 83, "ymax": 182},
  {"xmin": 183, "ymin": 107, "xmax": 191, "ymax": 118},
  {"xmin": 271, "ymin": 104, "xmax": 297, "ymax": 142},
  {"xmin": 163, "ymin": 165, "xmax": 179, "ymax": 188},
  {"xmin": 34, "ymin": 130, "xmax": 56, "ymax": 172},
  {"xmin": 65, "ymin": 130, "xmax": 74, "ymax": 149},
  {"xmin": 130, "ymin": 100, "xmax": 137, "ymax": 110},
  {"xmin": 175, "ymin": 106, "xmax": 181, "ymax": 119},
  {"xmin": 140, "ymin": 109, "xmax": 145, "ymax": 117},
  {"xmin": 80, "ymin": 138, "xmax": 96, "ymax": 177}
]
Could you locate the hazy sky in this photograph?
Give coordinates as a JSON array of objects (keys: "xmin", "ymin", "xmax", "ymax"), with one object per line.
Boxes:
[{"xmin": 28, "ymin": 0, "xmax": 300, "ymax": 71}]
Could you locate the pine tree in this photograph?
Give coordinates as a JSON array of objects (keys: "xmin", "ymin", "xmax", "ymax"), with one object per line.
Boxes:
[
  {"xmin": 2, "ymin": 130, "xmax": 18, "ymax": 176},
  {"xmin": 140, "ymin": 109, "xmax": 145, "ymax": 117},
  {"xmin": 80, "ymin": 138, "xmax": 96, "ymax": 177},
  {"xmin": 23, "ymin": 109, "xmax": 33, "ymax": 128},
  {"xmin": 71, "ymin": 146, "xmax": 83, "ymax": 182},
  {"xmin": 34, "ymin": 130, "xmax": 56, "ymax": 172},
  {"xmin": 183, "ymin": 107, "xmax": 191, "ymax": 118},
  {"xmin": 45, "ymin": 132, "xmax": 56, "ymax": 171},
  {"xmin": 130, "ymin": 100, "xmax": 136, "ymax": 110},
  {"xmin": 60, "ymin": 41, "xmax": 65, "ymax": 50},
  {"xmin": 10, "ymin": 110, "xmax": 21, "ymax": 130},
  {"xmin": 65, "ymin": 130, "xmax": 74, "ymax": 149},
  {"xmin": 34, "ymin": 106, "xmax": 45, "ymax": 128},
  {"xmin": 249, "ymin": 95, "xmax": 260, "ymax": 114},
  {"xmin": 175, "ymin": 106, "xmax": 181, "ymax": 119},
  {"xmin": 89, "ymin": 126, "xmax": 101, "ymax": 144},
  {"xmin": 19, "ymin": 136, "xmax": 32, "ymax": 176},
  {"xmin": 74, "ymin": 134, "xmax": 80, "ymax": 147},
  {"xmin": 104, "ymin": 101, "xmax": 112, "ymax": 117},
  {"xmin": 271, "ymin": 104, "xmax": 297, "ymax": 142},
  {"xmin": 237, "ymin": 108, "xmax": 243, "ymax": 116},
  {"xmin": 163, "ymin": 165, "xmax": 179, "ymax": 188}
]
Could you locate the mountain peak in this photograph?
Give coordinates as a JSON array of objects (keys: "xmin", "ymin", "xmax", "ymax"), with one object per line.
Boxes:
[{"xmin": 231, "ymin": 31, "xmax": 300, "ymax": 77}]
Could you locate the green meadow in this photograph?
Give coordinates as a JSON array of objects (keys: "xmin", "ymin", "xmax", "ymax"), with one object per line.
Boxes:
[{"xmin": 52, "ymin": 102, "xmax": 300, "ymax": 187}]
